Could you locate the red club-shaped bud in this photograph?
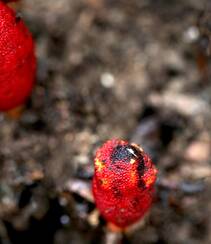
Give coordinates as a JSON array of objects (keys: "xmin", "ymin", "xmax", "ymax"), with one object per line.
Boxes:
[
  {"xmin": 0, "ymin": 1, "xmax": 36, "ymax": 111},
  {"xmin": 93, "ymin": 139, "xmax": 157, "ymax": 228}
]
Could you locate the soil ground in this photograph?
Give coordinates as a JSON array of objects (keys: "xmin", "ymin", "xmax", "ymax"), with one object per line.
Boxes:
[{"xmin": 0, "ymin": 0, "xmax": 211, "ymax": 243}]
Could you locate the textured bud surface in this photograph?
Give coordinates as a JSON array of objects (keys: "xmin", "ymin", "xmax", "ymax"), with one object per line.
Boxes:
[
  {"xmin": 0, "ymin": 2, "xmax": 36, "ymax": 111},
  {"xmin": 93, "ymin": 139, "xmax": 157, "ymax": 228}
]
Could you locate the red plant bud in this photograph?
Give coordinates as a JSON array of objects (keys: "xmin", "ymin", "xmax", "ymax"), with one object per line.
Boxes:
[
  {"xmin": 0, "ymin": 1, "xmax": 36, "ymax": 111},
  {"xmin": 93, "ymin": 139, "xmax": 157, "ymax": 228}
]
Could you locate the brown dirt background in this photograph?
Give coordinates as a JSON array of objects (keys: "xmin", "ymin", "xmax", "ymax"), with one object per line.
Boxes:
[{"xmin": 0, "ymin": 0, "xmax": 211, "ymax": 243}]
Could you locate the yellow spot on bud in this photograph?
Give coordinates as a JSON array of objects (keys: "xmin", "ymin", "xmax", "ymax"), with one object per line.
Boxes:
[
  {"xmin": 130, "ymin": 159, "xmax": 136, "ymax": 164},
  {"xmin": 130, "ymin": 170, "xmax": 137, "ymax": 184},
  {"xmin": 101, "ymin": 178, "xmax": 108, "ymax": 187},
  {"xmin": 95, "ymin": 159, "xmax": 105, "ymax": 172},
  {"xmin": 145, "ymin": 177, "xmax": 155, "ymax": 187}
]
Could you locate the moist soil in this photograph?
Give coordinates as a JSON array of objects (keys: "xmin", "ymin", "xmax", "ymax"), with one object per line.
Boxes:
[{"xmin": 0, "ymin": 0, "xmax": 211, "ymax": 243}]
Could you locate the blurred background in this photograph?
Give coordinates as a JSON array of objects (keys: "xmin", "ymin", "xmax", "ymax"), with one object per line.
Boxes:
[{"xmin": 0, "ymin": 0, "xmax": 211, "ymax": 243}]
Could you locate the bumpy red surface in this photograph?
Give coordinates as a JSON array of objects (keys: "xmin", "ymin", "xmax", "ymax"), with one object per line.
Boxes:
[
  {"xmin": 93, "ymin": 139, "xmax": 157, "ymax": 228},
  {"xmin": 0, "ymin": 1, "xmax": 36, "ymax": 111}
]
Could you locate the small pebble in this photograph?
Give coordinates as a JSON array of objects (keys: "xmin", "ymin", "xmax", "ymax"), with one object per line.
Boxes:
[
  {"xmin": 60, "ymin": 215, "xmax": 70, "ymax": 225},
  {"xmin": 183, "ymin": 26, "xmax": 199, "ymax": 43},
  {"xmin": 100, "ymin": 72, "xmax": 115, "ymax": 88}
]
